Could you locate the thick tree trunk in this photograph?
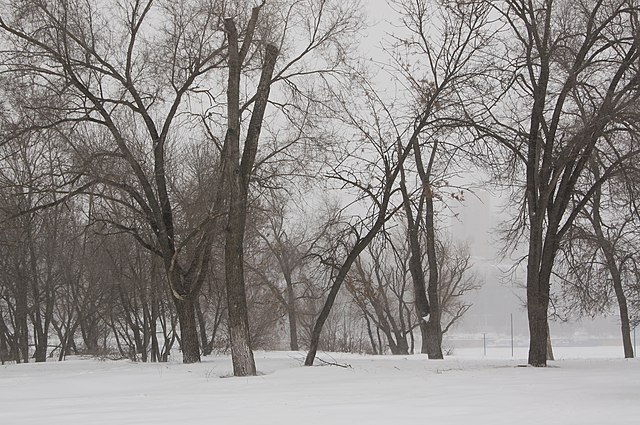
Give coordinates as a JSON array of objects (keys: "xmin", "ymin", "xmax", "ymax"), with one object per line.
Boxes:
[
  {"xmin": 424, "ymin": 321, "xmax": 443, "ymax": 359},
  {"xmin": 224, "ymin": 209, "xmax": 257, "ymax": 376},
  {"xmin": 222, "ymin": 12, "xmax": 277, "ymax": 375},
  {"xmin": 526, "ymin": 229, "xmax": 556, "ymax": 367},
  {"xmin": 33, "ymin": 327, "xmax": 47, "ymax": 363},
  {"xmin": 526, "ymin": 219, "xmax": 546, "ymax": 366},
  {"xmin": 423, "ymin": 194, "xmax": 443, "ymax": 359},
  {"xmin": 175, "ymin": 297, "xmax": 201, "ymax": 363},
  {"xmin": 527, "ymin": 299, "xmax": 548, "ymax": 366}
]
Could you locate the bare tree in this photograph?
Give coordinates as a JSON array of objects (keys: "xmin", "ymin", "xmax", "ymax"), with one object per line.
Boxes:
[
  {"xmin": 466, "ymin": 0, "xmax": 640, "ymax": 366},
  {"xmin": 346, "ymin": 228, "xmax": 480, "ymax": 355},
  {"xmin": 0, "ymin": 0, "xmax": 362, "ymax": 373},
  {"xmin": 388, "ymin": 0, "xmax": 492, "ymax": 359},
  {"xmin": 556, "ymin": 154, "xmax": 640, "ymax": 358},
  {"xmin": 347, "ymin": 237, "xmax": 418, "ymax": 355},
  {"xmin": 246, "ymin": 191, "xmax": 337, "ymax": 351}
]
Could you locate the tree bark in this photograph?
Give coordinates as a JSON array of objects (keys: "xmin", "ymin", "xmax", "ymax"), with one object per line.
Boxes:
[
  {"xmin": 223, "ymin": 10, "xmax": 278, "ymax": 376},
  {"xmin": 423, "ymin": 192, "xmax": 443, "ymax": 359},
  {"xmin": 175, "ymin": 296, "xmax": 201, "ymax": 363}
]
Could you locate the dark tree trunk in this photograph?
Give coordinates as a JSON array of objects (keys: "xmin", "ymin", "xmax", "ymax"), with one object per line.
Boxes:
[
  {"xmin": 285, "ymin": 276, "xmax": 299, "ymax": 351},
  {"xmin": 175, "ymin": 297, "xmax": 201, "ymax": 363},
  {"xmin": 33, "ymin": 326, "xmax": 47, "ymax": 363},
  {"xmin": 526, "ymin": 271, "xmax": 549, "ymax": 366},
  {"xmin": 590, "ymin": 183, "xmax": 635, "ymax": 359},
  {"xmin": 398, "ymin": 162, "xmax": 431, "ymax": 355},
  {"xmin": 604, "ymin": 248, "xmax": 634, "ymax": 358},
  {"xmin": 526, "ymin": 220, "xmax": 556, "ymax": 367},
  {"xmin": 423, "ymin": 193, "xmax": 443, "ymax": 359},
  {"xmin": 15, "ymin": 277, "xmax": 29, "ymax": 363},
  {"xmin": 287, "ymin": 306, "xmax": 299, "ymax": 351}
]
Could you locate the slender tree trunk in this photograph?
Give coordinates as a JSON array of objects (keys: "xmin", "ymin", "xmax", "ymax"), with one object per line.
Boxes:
[
  {"xmin": 363, "ymin": 314, "xmax": 377, "ymax": 354},
  {"xmin": 195, "ymin": 297, "xmax": 211, "ymax": 357},
  {"xmin": 587, "ymin": 168, "xmax": 635, "ymax": 358},
  {"xmin": 15, "ymin": 276, "xmax": 29, "ymax": 363},
  {"xmin": 601, "ymin": 246, "xmax": 634, "ymax": 358},
  {"xmin": 285, "ymin": 277, "xmax": 299, "ymax": 351},
  {"xmin": 398, "ymin": 163, "xmax": 431, "ymax": 355}
]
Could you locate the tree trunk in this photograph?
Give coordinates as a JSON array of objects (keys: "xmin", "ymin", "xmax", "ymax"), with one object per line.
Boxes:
[
  {"xmin": 15, "ymin": 276, "xmax": 29, "ymax": 363},
  {"xmin": 174, "ymin": 297, "xmax": 201, "ymax": 363},
  {"xmin": 287, "ymin": 306, "xmax": 299, "ymax": 351},
  {"xmin": 285, "ymin": 276, "xmax": 299, "ymax": 351},
  {"xmin": 363, "ymin": 314, "xmax": 377, "ymax": 354},
  {"xmin": 222, "ymin": 10, "xmax": 277, "ymax": 376},
  {"xmin": 588, "ymin": 175, "xmax": 635, "ymax": 358},
  {"xmin": 33, "ymin": 326, "xmax": 47, "ymax": 363},
  {"xmin": 527, "ymin": 220, "xmax": 544, "ymax": 366},
  {"xmin": 603, "ymin": 249, "xmax": 633, "ymax": 358},
  {"xmin": 423, "ymin": 193, "xmax": 443, "ymax": 359},
  {"xmin": 546, "ymin": 322, "xmax": 554, "ymax": 361},
  {"xmin": 398, "ymin": 163, "xmax": 431, "ymax": 355},
  {"xmin": 224, "ymin": 217, "xmax": 256, "ymax": 375},
  {"xmin": 527, "ymin": 248, "xmax": 549, "ymax": 367}
]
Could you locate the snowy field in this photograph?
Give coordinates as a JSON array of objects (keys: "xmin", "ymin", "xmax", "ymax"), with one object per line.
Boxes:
[{"xmin": 1, "ymin": 347, "xmax": 638, "ymax": 425}]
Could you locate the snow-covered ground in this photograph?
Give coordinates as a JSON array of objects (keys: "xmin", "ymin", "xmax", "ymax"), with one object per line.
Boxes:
[{"xmin": 1, "ymin": 347, "xmax": 638, "ymax": 425}]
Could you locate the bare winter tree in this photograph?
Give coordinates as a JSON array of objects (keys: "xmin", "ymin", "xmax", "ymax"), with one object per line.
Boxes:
[
  {"xmin": 346, "ymin": 228, "xmax": 480, "ymax": 355},
  {"xmin": 346, "ymin": 238, "xmax": 418, "ymax": 355},
  {"xmin": 466, "ymin": 0, "xmax": 640, "ymax": 366},
  {"xmin": 389, "ymin": 0, "xmax": 492, "ymax": 359},
  {"xmin": 556, "ymin": 153, "xmax": 640, "ymax": 358},
  {"xmin": 0, "ymin": 0, "xmax": 362, "ymax": 374}
]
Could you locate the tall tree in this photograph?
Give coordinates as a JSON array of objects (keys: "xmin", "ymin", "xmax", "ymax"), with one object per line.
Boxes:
[
  {"xmin": 557, "ymin": 154, "xmax": 640, "ymax": 358},
  {"xmin": 0, "ymin": 0, "xmax": 362, "ymax": 371},
  {"xmin": 382, "ymin": 0, "xmax": 491, "ymax": 358},
  {"xmin": 468, "ymin": 0, "xmax": 640, "ymax": 366}
]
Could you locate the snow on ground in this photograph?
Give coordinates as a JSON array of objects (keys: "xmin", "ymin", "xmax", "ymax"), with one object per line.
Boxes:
[{"xmin": 1, "ymin": 347, "xmax": 638, "ymax": 425}]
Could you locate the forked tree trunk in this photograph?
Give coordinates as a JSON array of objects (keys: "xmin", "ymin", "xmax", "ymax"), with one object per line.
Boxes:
[
  {"xmin": 398, "ymin": 161, "xmax": 431, "ymax": 356},
  {"xmin": 223, "ymin": 9, "xmax": 278, "ymax": 376}
]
